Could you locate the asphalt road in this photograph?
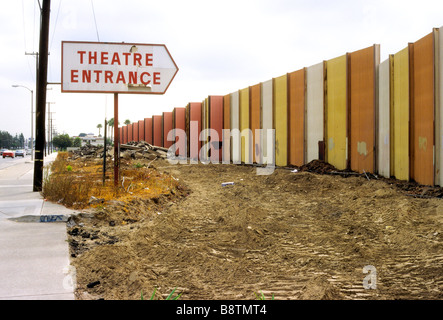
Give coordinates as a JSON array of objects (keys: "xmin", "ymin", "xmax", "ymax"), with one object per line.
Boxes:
[{"xmin": 0, "ymin": 152, "xmax": 76, "ymax": 299}]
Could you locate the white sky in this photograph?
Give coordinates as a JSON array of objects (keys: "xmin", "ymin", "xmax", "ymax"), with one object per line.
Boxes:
[{"xmin": 1, "ymin": 0, "xmax": 443, "ymax": 139}]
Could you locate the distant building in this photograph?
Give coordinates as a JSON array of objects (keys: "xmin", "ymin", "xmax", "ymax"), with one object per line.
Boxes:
[{"xmin": 72, "ymin": 133, "xmax": 104, "ymax": 147}]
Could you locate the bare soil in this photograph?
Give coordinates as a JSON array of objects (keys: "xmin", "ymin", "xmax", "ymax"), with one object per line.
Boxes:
[{"xmin": 66, "ymin": 158, "xmax": 443, "ymax": 300}]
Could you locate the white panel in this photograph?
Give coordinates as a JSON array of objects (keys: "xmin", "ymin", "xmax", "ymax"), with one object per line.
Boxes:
[
  {"xmin": 261, "ymin": 79, "xmax": 274, "ymax": 165},
  {"xmin": 230, "ymin": 91, "xmax": 241, "ymax": 164},
  {"xmin": 378, "ymin": 58, "xmax": 391, "ymax": 178},
  {"xmin": 306, "ymin": 62, "xmax": 324, "ymax": 163}
]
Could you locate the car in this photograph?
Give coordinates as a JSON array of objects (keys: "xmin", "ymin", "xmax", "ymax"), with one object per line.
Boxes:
[
  {"xmin": 0, "ymin": 149, "xmax": 7, "ymax": 156},
  {"xmin": 15, "ymin": 150, "xmax": 25, "ymax": 157},
  {"xmin": 2, "ymin": 150, "xmax": 15, "ymax": 158}
]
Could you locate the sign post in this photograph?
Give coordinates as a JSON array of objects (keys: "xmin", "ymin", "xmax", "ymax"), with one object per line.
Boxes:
[{"xmin": 62, "ymin": 41, "xmax": 178, "ymax": 187}]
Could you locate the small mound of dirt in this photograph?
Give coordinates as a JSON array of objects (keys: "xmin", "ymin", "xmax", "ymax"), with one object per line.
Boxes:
[{"xmin": 298, "ymin": 160, "xmax": 338, "ymax": 174}]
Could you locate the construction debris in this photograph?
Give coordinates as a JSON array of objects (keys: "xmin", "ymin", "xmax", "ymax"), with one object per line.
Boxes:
[{"xmin": 69, "ymin": 141, "xmax": 169, "ymax": 160}]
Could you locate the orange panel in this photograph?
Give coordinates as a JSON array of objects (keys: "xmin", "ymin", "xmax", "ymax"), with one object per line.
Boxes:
[
  {"xmin": 133, "ymin": 122, "xmax": 139, "ymax": 142},
  {"xmin": 174, "ymin": 107, "xmax": 186, "ymax": 156},
  {"xmin": 349, "ymin": 45, "xmax": 379, "ymax": 173},
  {"xmin": 410, "ymin": 33, "xmax": 435, "ymax": 185},
  {"xmin": 119, "ymin": 127, "xmax": 122, "ymax": 144},
  {"xmin": 288, "ymin": 68, "xmax": 306, "ymax": 166},
  {"xmin": 188, "ymin": 102, "xmax": 202, "ymax": 161},
  {"xmin": 144, "ymin": 118, "xmax": 152, "ymax": 144},
  {"xmin": 163, "ymin": 112, "xmax": 173, "ymax": 149},
  {"xmin": 128, "ymin": 123, "xmax": 133, "ymax": 142},
  {"xmin": 249, "ymin": 84, "xmax": 261, "ymax": 163},
  {"xmin": 123, "ymin": 125, "xmax": 128, "ymax": 144},
  {"xmin": 209, "ymin": 96, "xmax": 224, "ymax": 162},
  {"xmin": 152, "ymin": 116, "xmax": 162, "ymax": 147},
  {"xmin": 138, "ymin": 120, "xmax": 145, "ymax": 142},
  {"xmin": 223, "ymin": 94, "xmax": 231, "ymax": 162}
]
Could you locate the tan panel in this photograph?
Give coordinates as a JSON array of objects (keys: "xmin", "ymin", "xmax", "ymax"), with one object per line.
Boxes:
[
  {"xmin": 410, "ymin": 33, "xmax": 435, "ymax": 186},
  {"xmin": 326, "ymin": 55, "xmax": 347, "ymax": 170},
  {"xmin": 261, "ymin": 80, "xmax": 274, "ymax": 165},
  {"xmin": 306, "ymin": 62, "xmax": 324, "ymax": 163},
  {"xmin": 223, "ymin": 94, "xmax": 231, "ymax": 162},
  {"xmin": 230, "ymin": 91, "xmax": 241, "ymax": 163},
  {"xmin": 273, "ymin": 74, "xmax": 288, "ymax": 167},
  {"xmin": 239, "ymin": 87, "xmax": 250, "ymax": 163},
  {"xmin": 378, "ymin": 58, "xmax": 391, "ymax": 178},
  {"xmin": 250, "ymin": 84, "xmax": 261, "ymax": 163},
  {"xmin": 288, "ymin": 68, "xmax": 305, "ymax": 166},
  {"xmin": 392, "ymin": 47, "xmax": 410, "ymax": 181}
]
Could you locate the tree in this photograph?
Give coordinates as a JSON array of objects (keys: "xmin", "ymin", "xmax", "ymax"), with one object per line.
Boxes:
[
  {"xmin": 124, "ymin": 119, "xmax": 131, "ymax": 125},
  {"xmin": 107, "ymin": 118, "xmax": 120, "ymax": 142},
  {"xmin": 52, "ymin": 134, "xmax": 73, "ymax": 151},
  {"xmin": 73, "ymin": 137, "xmax": 82, "ymax": 147},
  {"xmin": 97, "ymin": 123, "xmax": 103, "ymax": 137},
  {"xmin": 79, "ymin": 133, "xmax": 87, "ymax": 137}
]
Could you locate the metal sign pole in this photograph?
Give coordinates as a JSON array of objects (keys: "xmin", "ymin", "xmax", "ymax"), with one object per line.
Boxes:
[{"xmin": 114, "ymin": 93, "xmax": 119, "ymax": 188}]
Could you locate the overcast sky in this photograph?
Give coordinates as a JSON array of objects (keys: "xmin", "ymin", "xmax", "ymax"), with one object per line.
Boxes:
[{"xmin": 1, "ymin": 0, "xmax": 443, "ymax": 139}]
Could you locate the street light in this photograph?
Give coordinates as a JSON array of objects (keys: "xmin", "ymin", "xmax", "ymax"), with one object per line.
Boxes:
[{"xmin": 12, "ymin": 85, "xmax": 34, "ymax": 161}]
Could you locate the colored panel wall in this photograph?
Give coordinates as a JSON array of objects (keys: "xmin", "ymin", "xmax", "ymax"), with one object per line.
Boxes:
[
  {"xmin": 410, "ymin": 33, "xmax": 435, "ymax": 186},
  {"xmin": 230, "ymin": 91, "xmax": 241, "ymax": 163},
  {"xmin": 138, "ymin": 120, "xmax": 145, "ymax": 142},
  {"xmin": 261, "ymin": 79, "xmax": 274, "ymax": 165},
  {"xmin": 378, "ymin": 57, "xmax": 391, "ymax": 178},
  {"xmin": 209, "ymin": 96, "xmax": 224, "ymax": 162},
  {"xmin": 349, "ymin": 45, "xmax": 379, "ymax": 173},
  {"xmin": 128, "ymin": 123, "xmax": 133, "ymax": 142},
  {"xmin": 133, "ymin": 122, "xmax": 139, "ymax": 142},
  {"xmin": 306, "ymin": 62, "xmax": 324, "ymax": 163},
  {"xmin": 239, "ymin": 87, "xmax": 251, "ymax": 163},
  {"xmin": 188, "ymin": 102, "xmax": 202, "ymax": 161},
  {"xmin": 152, "ymin": 116, "xmax": 162, "ymax": 147},
  {"xmin": 162, "ymin": 112, "xmax": 173, "ymax": 149},
  {"xmin": 223, "ymin": 94, "xmax": 231, "ymax": 162},
  {"xmin": 249, "ymin": 84, "xmax": 261, "ymax": 163},
  {"xmin": 144, "ymin": 118, "xmax": 152, "ymax": 144},
  {"xmin": 174, "ymin": 107, "xmax": 186, "ymax": 157},
  {"xmin": 326, "ymin": 55, "xmax": 347, "ymax": 170},
  {"xmin": 273, "ymin": 75, "xmax": 288, "ymax": 167},
  {"xmin": 288, "ymin": 68, "xmax": 306, "ymax": 167},
  {"xmin": 437, "ymin": 27, "xmax": 443, "ymax": 186},
  {"xmin": 392, "ymin": 47, "xmax": 410, "ymax": 181},
  {"xmin": 124, "ymin": 125, "xmax": 128, "ymax": 144}
]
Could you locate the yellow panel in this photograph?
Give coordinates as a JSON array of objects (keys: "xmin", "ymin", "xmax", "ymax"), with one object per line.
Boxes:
[
  {"xmin": 239, "ymin": 87, "xmax": 250, "ymax": 163},
  {"xmin": 392, "ymin": 47, "xmax": 409, "ymax": 181},
  {"xmin": 273, "ymin": 74, "xmax": 288, "ymax": 167},
  {"xmin": 326, "ymin": 55, "xmax": 347, "ymax": 170}
]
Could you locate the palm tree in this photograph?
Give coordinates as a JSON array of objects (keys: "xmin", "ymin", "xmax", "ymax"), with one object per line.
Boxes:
[
  {"xmin": 107, "ymin": 118, "xmax": 121, "ymax": 142},
  {"xmin": 97, "ymin": 123, "xmax": 103, "ymax": 137}
]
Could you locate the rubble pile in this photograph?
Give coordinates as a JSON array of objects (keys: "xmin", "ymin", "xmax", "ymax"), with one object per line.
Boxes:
[{"xmin": 69, "ymin": 141, "xmax": 169, "ymax": 160}]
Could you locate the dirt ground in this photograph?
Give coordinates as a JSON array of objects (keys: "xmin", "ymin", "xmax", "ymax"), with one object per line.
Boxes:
[{"xmin": 65, "ymin": 158, "xmax": 443, "ymax": 300}]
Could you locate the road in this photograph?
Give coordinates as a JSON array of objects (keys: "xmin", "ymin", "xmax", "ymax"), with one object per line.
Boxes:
[
  {"xmin": 0, "ymin": 153, "xmax": 30, "ymax": 171},
  {"xmin": 0, "ymin": 152, "xmax": 76, "ymax": 299}
]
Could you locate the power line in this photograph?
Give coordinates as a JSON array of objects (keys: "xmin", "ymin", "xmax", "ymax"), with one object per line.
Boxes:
[{"xmin": 90, "ymin": 0, "xmax": 100, "ymax": 42}]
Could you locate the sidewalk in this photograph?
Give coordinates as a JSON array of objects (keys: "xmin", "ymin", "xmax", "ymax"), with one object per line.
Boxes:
[{"xmin": 0, "ymin": 152, "xmax": 78, "ymax": 300}]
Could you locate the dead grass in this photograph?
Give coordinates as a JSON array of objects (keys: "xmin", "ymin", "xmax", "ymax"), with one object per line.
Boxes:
[{"xmin": 42, "ymin": 152, "xmax": 183, "ymax": 210}]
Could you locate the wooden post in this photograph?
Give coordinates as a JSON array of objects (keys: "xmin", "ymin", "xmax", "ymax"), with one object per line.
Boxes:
[
  {"xmin": 33, "ymin": 0, "xmax": 50, "ymax": 192},
  {"xmin": 114, "ymin": 93, "xmax": 119, "ymax": 187}
]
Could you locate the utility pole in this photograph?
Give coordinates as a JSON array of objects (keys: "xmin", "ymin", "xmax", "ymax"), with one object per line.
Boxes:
[
  {"xmin": 46, "ymin": 102, "xmax": 55, "ymax": 155},
  {"xmin": 33, "ymin": 0, "xmax": 51, "ymax": 192}
]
